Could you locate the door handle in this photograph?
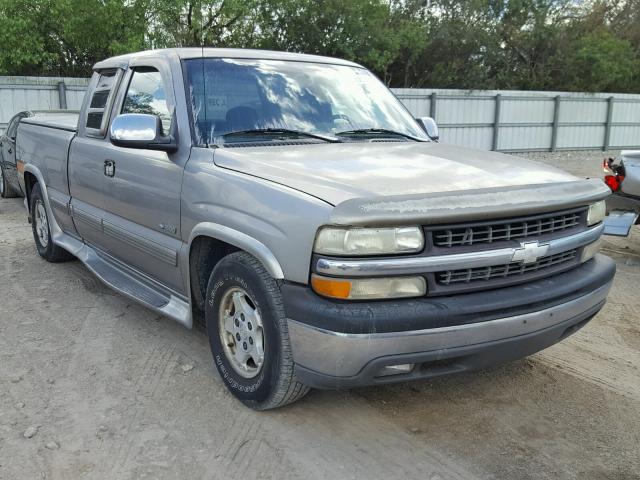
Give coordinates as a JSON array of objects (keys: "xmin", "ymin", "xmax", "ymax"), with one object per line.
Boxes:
[
  {"xmin": 8, "ymin": 148, "xmax": 12, "ymax": 154},
  {"xmin": 104, "ymin": 160, "xmax": 115, "ymax": 177}
]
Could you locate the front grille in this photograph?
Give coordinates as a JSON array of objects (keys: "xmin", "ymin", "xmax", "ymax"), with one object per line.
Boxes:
[
  {"xmin": 436, "ymin": 250, "xmax": 578, "ymax": 286},
  {"xmin": 432, "ymin": 211, "xmax": 582, "ymax": 248}
]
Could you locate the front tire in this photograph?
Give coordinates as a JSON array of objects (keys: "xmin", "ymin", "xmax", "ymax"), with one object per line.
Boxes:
[
  {"xmin": 205, "ymin": 252, "xmax": 309, "ymax": 410},
  {"xmin": 30, "ymin": 183, "xmax": 74, "ymax": 262}
]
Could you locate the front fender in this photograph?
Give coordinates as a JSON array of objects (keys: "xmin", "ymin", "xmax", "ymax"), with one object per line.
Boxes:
[
  {"xmin": 187, "ymin": 222, "xmax": 285, "ymax": 279},
  {"xmin": 180, "ymin": 148, "xmax": 334, "ymax": 285}
]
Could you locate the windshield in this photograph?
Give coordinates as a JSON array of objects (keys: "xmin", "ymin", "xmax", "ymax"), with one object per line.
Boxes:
[{"xmin": 183, "ymin": 58, "xmax": 428, "ymax": 145}]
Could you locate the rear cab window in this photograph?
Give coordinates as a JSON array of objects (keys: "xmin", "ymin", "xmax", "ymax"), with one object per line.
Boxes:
[{"xmin": 85, "ymin": 69, "xmax": 121, "ymax": 137}]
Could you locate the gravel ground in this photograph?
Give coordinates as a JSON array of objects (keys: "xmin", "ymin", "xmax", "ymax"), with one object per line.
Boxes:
[
  {"xmin": 520, "ymin": 149, "xmax": 621, "ymax": 178},
  {"xmin": 1, "ymin": 150, "xmax": 639, "ymax": 480}
]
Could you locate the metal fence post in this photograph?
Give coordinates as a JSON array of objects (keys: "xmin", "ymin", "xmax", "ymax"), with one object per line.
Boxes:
[
  {"xmin": 57, "ymin": 81, "xmax": 67, "ymax": 109},
  {"xmin": 430, "ymin": 92, "xmax": 437, "ymax": 120},
  {"xmin": 603, "ymin": 96, "xmax": 614, "ymax": 151},
  {"xmin": 550, "ymin": 95, "xmax": 561, "ymax": 152},
  {"xmin": 492, "ymin": 93, "xmax": 502, "ymax": 151}
]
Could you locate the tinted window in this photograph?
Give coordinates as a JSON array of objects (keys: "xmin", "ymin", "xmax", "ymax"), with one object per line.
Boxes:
[
  {"xmin": 90, "ymin": 90, "xmax": 110, "ymax": 109},
  {"xmin": 96, "ymin": 72, "xmax": 116, "ymax": 90},
  {"xmin": 86, "ymin": 112, "xmax": 103, "ymax": 130},
  {"xmin": 122, "ymin": 68, "xmax": 171, "ymax": 134},
  {"xmin": 86, "ymin": 70, "xmax": 118, "ymax": 135}
]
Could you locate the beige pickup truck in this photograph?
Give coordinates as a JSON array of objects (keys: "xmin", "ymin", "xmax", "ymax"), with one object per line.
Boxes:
[{"xmin": 16, "ymin": 48, "xmax": 614, "ymax": 409}]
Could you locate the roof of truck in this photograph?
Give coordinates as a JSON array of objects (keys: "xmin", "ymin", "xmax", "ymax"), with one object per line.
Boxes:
[{"xmin": 93, "ymin": 48, "xmax": 362, "ymax": 71}]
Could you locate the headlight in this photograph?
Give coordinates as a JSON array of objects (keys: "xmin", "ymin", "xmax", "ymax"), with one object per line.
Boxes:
[
  {"xmin": 587, "ymin": 200, "xmax": 606, "ymax": 226},
  {"xmin": 311, "ymin": 274, "xmax": 426, "ymax": 300},
  {"xmin": 314, "ymin": 226, "xmax": 424, "ymax": 256},
  {"xmin": 581, "ymin": 239, "xmax": 602, "ymax": 263}
]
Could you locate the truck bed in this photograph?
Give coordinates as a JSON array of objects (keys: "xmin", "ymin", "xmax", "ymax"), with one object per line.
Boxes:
[
  {"xmin": 21, "ymin": 111, "xmax": 79, "ymax": 132},
  {"xmin": 17, "ymin": 113, "xmax": 77, "ymax": 219}
]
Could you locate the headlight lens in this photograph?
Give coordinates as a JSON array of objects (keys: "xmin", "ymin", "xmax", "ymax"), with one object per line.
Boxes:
[
  {"xmin": 311, "ymin": 274, "xmax": 426, "ymax": 300},
  {"xmin": 314, "ymin": 226, "xmax": 424, "ymax": 256},
  {"xmin": 581, "ymin": 239, "xmax": 602, "ymax": 263},
  {"xmin": 587, "ymin": 200, "xmax": 606, "ymax": 226}
]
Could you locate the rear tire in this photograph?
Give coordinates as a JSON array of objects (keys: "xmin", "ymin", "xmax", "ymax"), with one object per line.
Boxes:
[
  {"xmin": 30, "ymin": 183, "xmax": 74, "ymax": 262},
  {"xmin": 205, "ymin": 251, "xmax": 310, "ymax": 410},
  {"xmin": 0, "ymin": 165, "xmax": 18, "ymax": 198}
]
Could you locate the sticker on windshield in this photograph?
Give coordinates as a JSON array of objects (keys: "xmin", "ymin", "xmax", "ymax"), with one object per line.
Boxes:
[{"xmin": 207, "ymin": 95, "xmax": 227, "ymax": 115}]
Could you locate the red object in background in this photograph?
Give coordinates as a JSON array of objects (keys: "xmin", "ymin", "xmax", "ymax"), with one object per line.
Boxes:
[{"xmin": 604, "ymin": 174, "xmax": 624, "ymax": 192}]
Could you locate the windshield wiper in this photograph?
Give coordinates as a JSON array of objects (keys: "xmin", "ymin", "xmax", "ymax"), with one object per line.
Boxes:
[
  {"xmin": 335, "ymin": 128, "xmax": 425, "ymax": 142},
  {"xmin": 222, "ymin": 128, "xmax": 341, "ymax": 143}
]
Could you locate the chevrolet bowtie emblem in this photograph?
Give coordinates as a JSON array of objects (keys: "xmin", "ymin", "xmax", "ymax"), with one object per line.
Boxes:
[{"xmin": 511, "ymin": 241, "xmax": 549, "ymax": 264}]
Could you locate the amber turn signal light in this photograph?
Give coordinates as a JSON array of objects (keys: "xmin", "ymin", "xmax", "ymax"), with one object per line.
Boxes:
[
  {"xmin": 311, "ymin": 274, "xmax": 427, "ymax": 300},
  {"xmin": 311, "ymin": 274, "xmax": 352, "ymax": 299}
]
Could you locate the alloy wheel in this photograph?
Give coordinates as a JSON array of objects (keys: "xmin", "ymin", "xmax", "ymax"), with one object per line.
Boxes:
[{"xmin": 218, "ymin": 287, "xmax": 265, "ymax": 378}]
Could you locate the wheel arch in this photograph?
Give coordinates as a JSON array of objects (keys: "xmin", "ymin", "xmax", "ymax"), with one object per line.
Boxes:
[
  {"xmin": 186, "ymin": 222, "xmax": 285, "ymax": 316},
  {"xmin": 23, "ymin": 170, "xmax": 39, "ymax": 212}
]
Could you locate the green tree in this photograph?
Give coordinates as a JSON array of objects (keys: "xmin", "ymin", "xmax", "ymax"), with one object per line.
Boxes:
[
  {"xmin": 250, "ymin": 0, "xmax": 404, "ymax": 77},
  {"xmin": 560, "ymin": 30, "xmax": 640, "ymax": 92},
  {"xmin": 0, "ymin": 0, "xmax": 148, "ymax": 76},
  {"xmin": 1, "ymin": 0, "xmax": 639, "ymax": 93},
  {"xmin": 145, "ymin": 0, "xmax": 258, "ymax": 48}
]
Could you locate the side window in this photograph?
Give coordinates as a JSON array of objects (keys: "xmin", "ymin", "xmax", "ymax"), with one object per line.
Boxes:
[
  {"xmin": 122, "ymin": 68, "xmax": 172, "ymax": 134},
  {"xmin": 85, "ymin": 69, "xmax": 119, "ymax": 136}
]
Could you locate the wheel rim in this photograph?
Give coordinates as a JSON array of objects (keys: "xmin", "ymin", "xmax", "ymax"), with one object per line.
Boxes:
[
  {"xmin": 0, "ymin": 167, "xmax": 4, "ymax": 195},
  {"xmin": 34, "ymin": 200, "xmax": 49, "ymax": 248},
  {"xmin": 218, "ymin": 287, "xmax": 265, "ymax": 379}
]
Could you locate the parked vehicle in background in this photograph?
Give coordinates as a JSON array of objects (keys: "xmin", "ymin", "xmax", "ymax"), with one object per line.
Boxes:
[
  {"xmin": 1, "ymin": 111, "xmax": 77, "ymax": 198},
  {"xmin": 14, "ymin": 48, "xmax": 614, "ymax": 410},
  {"xmin": 1, "ymin": 111, "xmax": 30, "ymax": 197},
  {"xmin": 603, "ymin": 151, "xmax": 640, "ymax": 236}
]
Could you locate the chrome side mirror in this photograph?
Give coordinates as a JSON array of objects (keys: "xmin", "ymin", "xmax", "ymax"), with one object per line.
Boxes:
[
  {"xmin": 110, "ymin": 113, "xmax": 177, "ymax": 152},
  {"xmin": 416, "ymin": 116, "xmax": 439, "ymax": 141}
]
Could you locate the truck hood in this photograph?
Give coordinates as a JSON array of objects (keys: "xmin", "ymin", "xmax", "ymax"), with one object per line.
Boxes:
[{"xmin": 213, "ymin": 142, "xmax": 579, "ymax": 205}]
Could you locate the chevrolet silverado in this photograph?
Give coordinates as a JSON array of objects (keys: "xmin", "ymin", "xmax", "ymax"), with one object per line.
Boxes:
[{"xmin": 15, "ymin": 48, "xmax": 614, "ymax": 409}]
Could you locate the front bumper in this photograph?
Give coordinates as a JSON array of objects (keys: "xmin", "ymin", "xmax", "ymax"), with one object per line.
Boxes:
[{"xmin": 283, "ymin": 254, "xmax": 615, "ymax": 389}]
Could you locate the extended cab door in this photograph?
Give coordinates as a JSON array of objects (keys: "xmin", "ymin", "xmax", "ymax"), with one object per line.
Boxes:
[
  {"xmin": 69, "ymin": 69, "xmax": 122, "ymax": 248},
  {"xmin": 96, "ymin": 61, "xmax": 187, "ymax": 294}
]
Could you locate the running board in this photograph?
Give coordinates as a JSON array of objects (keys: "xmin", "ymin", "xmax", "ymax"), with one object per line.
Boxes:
[{"xmin": 54, "ymin": 232, "xmax": 192, "ymax": 328}]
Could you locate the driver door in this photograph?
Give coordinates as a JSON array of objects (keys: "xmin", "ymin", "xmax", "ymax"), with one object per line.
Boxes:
[{"xmin": 98, "ymin": 63, "xmax": 187, "ymax": 294}]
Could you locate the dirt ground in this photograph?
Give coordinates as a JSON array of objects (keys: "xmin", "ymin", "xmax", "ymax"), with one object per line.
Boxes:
[{"xmin": 1, "ymin": 150, "xmax": 639, "ymax": 480}]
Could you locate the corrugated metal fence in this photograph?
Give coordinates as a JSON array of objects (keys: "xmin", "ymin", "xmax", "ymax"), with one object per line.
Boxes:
[
  {"xmin": 394, "ymin": 88, "xmax": 640, "ymax": 152},
  {"xmin": 1, "ymin": 76, "xmax": 639, "ymax": 152},
  {"xmin": 0, "ymin": 76, "xmax": 88, "ymax": 134}
]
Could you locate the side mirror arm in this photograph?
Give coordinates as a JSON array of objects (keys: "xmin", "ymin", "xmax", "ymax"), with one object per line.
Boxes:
[{"xmin": 148, "ymin": 110, "xmax": 178, "ymax": 152}]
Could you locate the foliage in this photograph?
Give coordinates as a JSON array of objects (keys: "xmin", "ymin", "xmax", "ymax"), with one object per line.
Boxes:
[
  {"xmin": 0, "ymin": 0, "xmax": 148, "ymax": 76},
  {"xmin": 0, "ymin": 0, "xmax": 639, "ymax": 93}
]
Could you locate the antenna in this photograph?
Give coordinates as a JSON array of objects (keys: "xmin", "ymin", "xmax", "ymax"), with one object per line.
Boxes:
[{"xmin": 201, "ymin": 37, "xmax": 208, "ymax": 147}]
